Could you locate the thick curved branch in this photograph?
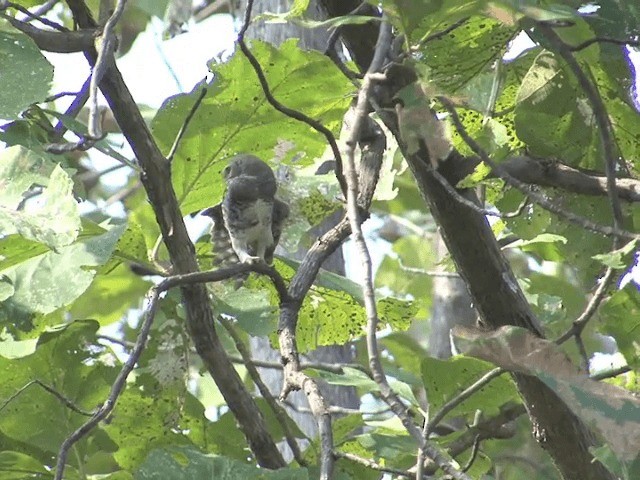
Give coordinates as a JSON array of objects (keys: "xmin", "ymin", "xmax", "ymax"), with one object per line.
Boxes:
[
  {"xmin": 61, "ymin": 0, "xmax": 285, "ymax": 470},
  {"xmin": 3, "ymin": 15, "xmax": 94, "ymax": 52},
  {"xmin": 373, "ymin": 70, "xmax": 616, "ymax": 479},
  {"xmin": 497, "ymin": 156, "xmax": 640, "ymax": 202}
]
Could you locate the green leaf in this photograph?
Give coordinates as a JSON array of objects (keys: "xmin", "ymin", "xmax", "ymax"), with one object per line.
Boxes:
[
  {"xmin": 217, "ymin": 288, "xmax": 277, "ymax": 337},
  {"xmin": 0, "ymin": 26, "xmax": 53, "ymax": 119},
  {"xmin": 0, "ymin": 234, "xmax": 50, "ymax": 271},
  {"xmin": 68, "ymin": 263, "xmax": 150, "ymax": 326},
  {"xmin": 354, "ymin": 431, "xmax": 415, "ymax": 468},
  {"xmin": 421, "ymin": 355, "xmax": 518, "ymax": 418},
  {"xmin": 377, "ymin": 297, "xmax": 416, "ymax": 331},
  {"xmin": 416, "ymin": 16, "xmax": 515, "ymax": 93},
  {"xmin": 104, "ymin": 389, "xmax": 195, "ymax": 470},
  {"xmin": 592, "ymin": 239, "xmax": 638, "ymax": 269},
  {"xmin": 311, "ymin": 367, "xmax": 419, "ymax": 406},
  {"xmin": 298, "ymin": 189, "xmax": 342, "ymax": 225},
  {"xmin": 135, "ymin": 447, "xmax": 309, "ymax": 479},
  {"xmin": 375, "ymin": 235, "xmax": 437, "ymax": 317},
  {"xmin": 601, "ymin": 287, "xmax": 640, "ymax": 367},
  {"xmin": 0, "ymin": 451, "xmax": 48, "ymax": 479},
  {"xmin": 0, "ymin": 146, "xmax": 80, "ymax": 249},
  {"xmin": 0, "ymin": 223, "xmax": 125, "ymax": 330},
  {"xmin": 0, "ymin": 322, "xmax": 114, "ymax": 456},
  {"xmin": 454, "ymin": 325, "xmax": 640, "ymax": 461},
  {"xmin": 590, "ymin": 444, "xmax": 640, "ymax": 480},
  {"xmin": 515, "ymin": 51, "xmax": 598, "ymax": 167},
  {"xmin": 152, "ymin": 39, "xmax": 353, "ymax": 214}
]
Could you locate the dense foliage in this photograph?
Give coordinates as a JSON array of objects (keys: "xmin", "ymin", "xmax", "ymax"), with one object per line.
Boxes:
[{"xmin": 1, "ymin": 1, "xmax": 639, "ymax": 479}]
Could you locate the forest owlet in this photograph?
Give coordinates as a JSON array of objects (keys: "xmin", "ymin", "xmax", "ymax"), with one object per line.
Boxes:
[{"xmin": 202, "ymin": 155, "xmax": 289, "ymax": 270}]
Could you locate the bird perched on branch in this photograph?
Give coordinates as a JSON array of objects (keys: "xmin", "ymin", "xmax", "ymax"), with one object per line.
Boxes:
[{"xmin": 202, "ymin": 155, "xmax": 289, "ymax": 275}]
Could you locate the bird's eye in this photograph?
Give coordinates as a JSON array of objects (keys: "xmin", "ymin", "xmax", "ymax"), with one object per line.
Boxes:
[{"xmin": 223, "ymin": 166, "xmax": 231, "ymax": 178}]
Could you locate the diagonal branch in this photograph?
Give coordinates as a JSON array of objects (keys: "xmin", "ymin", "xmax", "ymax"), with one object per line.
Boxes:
[
  {"xmin": 438, "ymin": 96, "xmax": 639, "ymax": 241},
  {"xmin": 55, "ymin": 288, "xmax": 160, "ymax": 480},
  {"xmin": 1, "ymin": 14, "xmax": 94, "ymax": 52},
  {"xmin": 375, "ymin": 67, "xmax": 617, "ymax": 480},
  {"xmin": 343, "ymin": 16, "xmax": 470, "ymax": 480},
  {"xmin": 496, "ymin": 156, "xmax": 640, "ymax": 203},
  {"xmin": 61, "ymin": 0, "xmax": 285, "ymax": 470}
]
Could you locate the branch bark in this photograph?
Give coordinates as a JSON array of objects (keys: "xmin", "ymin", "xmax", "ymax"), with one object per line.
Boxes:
[
  {"xmin": 375, "ymin": 108, "xmax": 615, "ymax": 479},
  {"xmin": 60, "ymin": 0, "xmax": 285, "ymax": 469}
]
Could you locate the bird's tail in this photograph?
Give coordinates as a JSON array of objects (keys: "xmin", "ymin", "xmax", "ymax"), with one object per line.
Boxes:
[{"xmin": 202, "ymin": 204, "xmax": 248, "ymax": 288}]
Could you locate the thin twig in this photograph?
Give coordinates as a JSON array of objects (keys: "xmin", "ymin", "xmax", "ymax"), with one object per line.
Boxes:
[
  {"xmin": 167, "ymin": 82, "xmax": 208, "ymax": 162},
  {"xmin": 228, "ymin": 355, "xmax": 370, "ymax": 375},
  {"xmin": 87, "ymin": 0, "xmax": 127, "ymax": 140},
  {"xmin": 426, "ymin": 368, "xmax": 505, "ymax": 436},
  {"xmin": 393, "ymin": 17, "xmax": 469, "ymax": 64},
  {"xmin": 334, "ymin": 451, "xmax": 415, "ymax": 478},
  {"xmin": 52, "ymin": 75, "xmax": 92, "ymax": 139},
  {"xmin": 422, "ymin": 403, "xmax": 525, "ymax": 475},
  {"xmin": 438, "ymin": 96, "xmax": 639, "ymax": 241},
  {"xmin": 461, "ymin": 435, "xmax": 481, "ymax": 473},
  {"xmin": 5, "ymin": 1, "xmax": 66, "ymax": 30},
  {"xmin": 574, "ymin": 334, "xmax": 590, "ymax": 374},
  {"xmin": 96, "ymin": 334, "xmax": 135, "ymax": 349},
  {"xmin": 569, "ymin": 36, "xmax": 640, "ymax": 52},
  {"xmin": 590, "ymin": 365, "xmax": 631, "ymax": 380},
  {"xmin": 237, "ymin": 0, "xmax": 348, "ymax": 196},
  {"xmin": 323, "ymin": 1, "xmax": 369, "ymax": 81},
  {"xmin": 431, "ymin": 167, "xmax": 528, "ymax": 218},
  {"xmin": 419, "ymin": 17, "xmax": 470, "ymax": 45},
  {"xmin": 284, "ymin": 401, "xmax": 373, "ymax": 416},
  {"xmin": 160, "ymin": 263, "xmax": 290, "ymax": 301},
  {"xmin": 54, "ymin": 288, "xmax": 159, "ymax": 480},
  {"xmin": 555, "ymin": 267, "xmax": 615, "ymax": 345},
  {"xmin": 43, "ymin": 90, "xmax": 83, "ymax": 103},
  {"xmin": 539, "ymin": 25, "xmax": 625, "ymax": 248},
  {"xmin": 345, "ymin": 15, "xmax": 470, "ymax": 480},
  {"xmin": 104, "ymin": 180, "xmax": 141, "ymax": 206},
  {"xmin": 0, "ymin": 380, "xmax": 93, "ymax": 417},
  {"xmin": 219, "ymin": 317, "xmax": 307, "ymax": 467},
  {"xmin": 32, "ymin": 0, "xmax": 59, "ymax": 18}
]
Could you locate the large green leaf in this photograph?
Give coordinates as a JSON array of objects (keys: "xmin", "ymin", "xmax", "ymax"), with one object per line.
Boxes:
[
  {"xmin": 454, "ymin": 325, "xmax": 640, "ymax": 461},
  {"xmin": 515, "ymin": 51, "xmax": 598, "ymax": 167},
  {"xmin": 0, "ymin": 322, "xmax": 115, "ymax": 458},
  {"xmin": 421, "ymin": 355, "xmax": 519, "ymax": 418},
  {"xmin": 0, "ymin": 223, "xmax": 125, "ymax": 331},
  {"xmin": 0, "ymin": 146, "xmax": 80, "ymax": 249},
  {"xmin": 151, "ymin": 39, "xmax": 353, "ymax": 215},
  {"xmin": 417, "ymin": 16, "xmax": 516, "ymax": 94},
  {"xmin": 0, "ymin": 25, "xmax": 53, "ymax": 119},
  {"xmin": 68, "ymin": 222, "xmax": 151, "ymax": 326},
  {"xmin": 136, "ymin": 447, "xmax": 308, "ymax": 479}
]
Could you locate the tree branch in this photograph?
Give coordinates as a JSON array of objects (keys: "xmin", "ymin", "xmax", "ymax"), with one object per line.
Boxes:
[
  {"xmin": 374, "ymin": 65, "xmax": 617, "ymax": 479},
  {"xmin": 219, "ymin": 317, "xmax": 307, "ymax": 467},
  {"xmin": 55, "ymin": 288, "xmax": 160, "ymax": 480},
  {"xmin": 2, "ymin": 14, "xmax": 94, "ymax": 52},
  {"xmin": 438, "ymin": 96, "xmax": 638, "ymax": 241},
  {"xmin": 497, "ymin": 156, "xmax": 640, "ymax": 203},
  {"xmin": 61, "ymin": 0, "xmax": 285, "ymax": 470},
  {"xmin": 342, "ymin": 17, "xmax": 470, "ymax": 480}
]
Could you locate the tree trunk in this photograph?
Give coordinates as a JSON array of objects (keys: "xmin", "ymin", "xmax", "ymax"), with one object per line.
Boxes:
[{"xmin": 429, "ymin": 234, "xmax": 476, "ymax": 358}]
